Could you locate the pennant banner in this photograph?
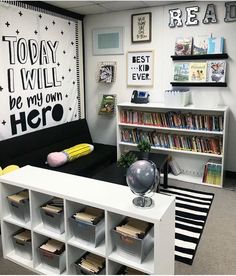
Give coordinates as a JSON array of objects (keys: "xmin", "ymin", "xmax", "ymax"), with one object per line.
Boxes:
[{"xmin": 0, "ymin": 3, "xmax": 82, "ymax": 140}]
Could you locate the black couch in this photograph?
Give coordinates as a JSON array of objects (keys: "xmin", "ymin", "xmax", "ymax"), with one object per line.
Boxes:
[{"xmin": 0, "ymin": 119, "xmax": 117, "ymax": 177}]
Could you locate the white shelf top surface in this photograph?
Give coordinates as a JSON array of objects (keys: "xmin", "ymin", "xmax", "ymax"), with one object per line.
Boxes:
[
  {"xmin": 118, "ymin": 102, "xmax": 228, "ymax": 112},
  {"xmin": 0, "ymin": 166, "xmax": 174, "ymax": 223}
]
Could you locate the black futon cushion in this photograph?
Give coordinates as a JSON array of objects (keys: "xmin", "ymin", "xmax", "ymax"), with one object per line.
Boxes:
[{"xmin": 0, "ymin": 119, "xmax": 117, "ymax": 177}]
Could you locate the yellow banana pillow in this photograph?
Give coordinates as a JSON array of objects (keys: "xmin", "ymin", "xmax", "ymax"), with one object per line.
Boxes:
[{"xmin": 0, "ymin": 165, "xmax": 20, "ymax": 175}]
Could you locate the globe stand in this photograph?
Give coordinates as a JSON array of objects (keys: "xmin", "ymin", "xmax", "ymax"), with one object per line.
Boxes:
[{"xmin": 133, "ymin": 196, "xmax": 154, "ymax": 208}]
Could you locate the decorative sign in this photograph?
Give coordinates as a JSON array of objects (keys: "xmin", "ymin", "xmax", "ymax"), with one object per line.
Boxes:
[
  {"xmin": 127, "ymin": 51, "xmax": 154, "ymax": 87},
  {"xmin": 131, "ymin": 12, "xmax": 152, "ymax": 43},
  {"xmin": 168, "ymin": 2, "xmax": 236, "ymax": 28},
  {"xmin": 0, "ymin": 3, "xmax": 80, "ymax": 140}
]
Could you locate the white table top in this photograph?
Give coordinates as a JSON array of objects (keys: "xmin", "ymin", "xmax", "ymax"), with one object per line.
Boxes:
[{"xmin": 0, "ymin": 165, "xmax": 174, "ymax": 223}]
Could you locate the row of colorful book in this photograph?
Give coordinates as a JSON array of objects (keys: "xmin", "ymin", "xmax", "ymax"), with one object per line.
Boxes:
[
  {"xmin": 120, "ymin": 128, "xmax": 223, "ymax": 155},
  {"xmin": 120, "ymin": 110, "xmax": 224, "ymax": 131},
  {"xmin": 202, "ymin": 160, "xmax": 222, "ymax": 185},
  {"xmin": 175, "ymin": 36, "xmax": 224, "ymax": 56},
  {"xmin": 174, "ymin": 60, "xmax": 226, "ymax": 83}
]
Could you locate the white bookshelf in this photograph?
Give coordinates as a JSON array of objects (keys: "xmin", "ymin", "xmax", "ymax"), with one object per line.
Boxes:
[
  {"xmin": 117, "ymin": 102, "xmax": 228, "ymax": 188},
  {"xmin": 0, "ymin": 166, "xmax": 175, "ymax": 275}
]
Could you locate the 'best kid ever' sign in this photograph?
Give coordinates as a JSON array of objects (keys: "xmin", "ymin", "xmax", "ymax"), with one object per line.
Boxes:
[{"xmin": 127, "ymin": 51, "xmax": 154, "ymax": 87}]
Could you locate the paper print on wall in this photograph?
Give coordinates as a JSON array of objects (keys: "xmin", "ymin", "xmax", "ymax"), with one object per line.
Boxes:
[
  {"xmin": 207, "ymin": 60, "xmax": 226, "ymax": 83},
  {"xmin": 98, "ymin": 94, "xmax": 116, "ymax": 115},
  {"xmin": 131, "ymin": 12, "xmax": 152, "ymax": 43},
  {"xmin": 190, "ymin": 62, "xmax": 207, "ymax": 82},
  {"xmin": 97, "ymin": 62, "xmax": 117, "ymax": 83},
  {"xmin": 127, "ymin": 51, "xmax": 154, "ymax": 86},
  {"xmin": 0, "ymin": 2, "xmax": 80, "ymax": 140},
  {"xmin": 175, "ymin": 37, "xmax": 193, "ymax": 56}
]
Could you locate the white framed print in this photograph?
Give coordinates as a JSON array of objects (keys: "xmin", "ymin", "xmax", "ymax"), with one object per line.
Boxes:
[
  {"xmin": 127, "ymin": 50, "xmax": 154, "ymax": 86},
  {"xmin": 92, "ymin": 27, "xmax": 124, "ymax": 55}
]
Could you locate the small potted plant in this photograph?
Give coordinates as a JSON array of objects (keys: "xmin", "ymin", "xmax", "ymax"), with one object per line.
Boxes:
[
  {"xmin": 137, "ymin": 140, "xmax": 151, "ymax": 159},
  {"xmin": 117, "ymin": 152, "xmax": 138, "ymax": 169}
]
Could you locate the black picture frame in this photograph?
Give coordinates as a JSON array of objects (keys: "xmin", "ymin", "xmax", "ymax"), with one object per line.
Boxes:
[{"xmin": 131, "ymin": 12, "xmax": 152, "ymax": 43}]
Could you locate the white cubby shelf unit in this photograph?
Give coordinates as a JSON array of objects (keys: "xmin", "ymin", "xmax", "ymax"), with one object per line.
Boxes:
[
  {"xmin": 0, "ymin": 165, "xmax": 175, "ymax": 275},
  {"xmin": 117, "ymin": 102, "xmax": 228, "ymax": 188}
]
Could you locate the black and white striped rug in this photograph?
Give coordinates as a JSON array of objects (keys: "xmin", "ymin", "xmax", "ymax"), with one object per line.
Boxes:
[{"xmin": 160, "ymin": 185, "xmax": 214, "ymax": 265}]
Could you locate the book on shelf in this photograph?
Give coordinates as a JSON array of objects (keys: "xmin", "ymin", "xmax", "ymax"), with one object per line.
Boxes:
[
  {"xmin": 98, "ymin": 94, "xmax": 116, "ymax": 115},
  {"xmin": 119, "ymin": 110, "xmax": 224, "ymax": 132},
  {"xmin": 193, "ymin": 35, "xmax": 209, "ymax": 55},
  {"xmin": 207, "ymin": 37, "xmax": 224, "ymax": 54},
  {"xmin": 120, "ymin": 128, "xmax": 223, "ymax": 155},
  {"xmin": 174, "ymin": 63, "xmax": 189, "ymax": 82},
  {"xmin": 202, "ymin": 159, "xmax": 222, "ymax": 185},
  {"xmin": 169, "ymin": 157, "xmax": 182, "ymax": 176},
  {"xmin": 175, "ymin": 37, "xmax": 193, "ymax": 56},
  {"xmin": 189, "ymin": 62, "xmax": 207, "ymax": 82},
  {"xmin": 207, "ymin": 60, "xmax": 226, "ymax": 83}
]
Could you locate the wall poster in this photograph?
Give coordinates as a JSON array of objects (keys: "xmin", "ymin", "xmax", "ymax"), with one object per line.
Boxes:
[
  {"xmin": 0, "ymin": 2, "xmax": 83, "ymax": 140},
  {"xmin": 127, "ymin": 50, "xmax": 154, "ymax": 86}
]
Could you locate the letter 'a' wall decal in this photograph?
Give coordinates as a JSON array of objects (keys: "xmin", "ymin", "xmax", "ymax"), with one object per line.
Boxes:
[{"xmin": 203, "ymin": 4, "xmax": 217, "ymax": 24}]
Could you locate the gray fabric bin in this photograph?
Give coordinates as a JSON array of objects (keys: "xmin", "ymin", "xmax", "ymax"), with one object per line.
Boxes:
[
  {"xmin": 39, "ymin": 248, "xmax": 66, "ymax": 273},
  {"xmin": 74, "ymin": 253, "xmax": 106, "ymax": 275},
  {"xmin": 69, "ymin": 217, "xmax": 105, "ymax": 247},
  {"xmin": 74, "ymin": 262, "xmax": 106, "ymax": 275},
  {"xmin": 112, "ymin": 226, "xmax": 154, "ymax": 263},
  {"xmin": 8, "ymin": 199, "xmax": 30, "ymax": 223},
  {"xmin": 40, "ymin": 208, "xmax": 64, "ymax": 234},
  {"xmin": 13, "ymin": 233, "xmax": 32, "ymax": 260}
]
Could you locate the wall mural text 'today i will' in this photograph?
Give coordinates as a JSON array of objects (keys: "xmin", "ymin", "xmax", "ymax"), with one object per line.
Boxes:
[{"xmin": 0, "ymin": 3, "xmax": 80, "ymax": 140}]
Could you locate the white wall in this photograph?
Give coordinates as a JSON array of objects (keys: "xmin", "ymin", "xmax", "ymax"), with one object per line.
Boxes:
[{"xmin": 84, "ymin": 1, "xmax": 236, "ymax": 171}]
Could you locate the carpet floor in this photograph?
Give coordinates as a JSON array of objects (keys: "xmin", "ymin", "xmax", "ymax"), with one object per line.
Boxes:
[{"xmin": 160, "ymin": 185, "xmax": 214, "ymax": 265}]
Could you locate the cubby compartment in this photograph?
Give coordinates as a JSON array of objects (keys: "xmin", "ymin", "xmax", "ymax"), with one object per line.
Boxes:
[
  {"xmin": 107, "ymin": 260, "xmax": 124, "ymax": 275},
  {"xmin": 107, "ymin": 212, "xmax": 154, "ymax": 274},
  {"xmin": 1, "ymin": 221, "xmax": 33, "ymax": 269},
  {"xmin": 74, "ymin": 252, "xmax": 106, "ymax": 275},
  {"xmin": 33, "ymin": 232, "xmax": 66, "ymax": 274},
  {"xmin": 1, "ymin": 184, "xmax": 31, "ymax": 227},
  {"xmin": 117, "ymin": 265, "xmax": 148, "ymax": 275},
  {"xmin": 112, "ymin": 218, "xmax": 154, "ymax": 263},
  {"xmin": 13, "ymin": 228, "xmax": 32, "ymax": 260},
  {"xmin": 66, "ymin": 201, "xmax": 105, "ymax": 256},
  {"xmin": 67, "ymin": 245, "xmax": 86, "ymax": 274},
  {"xmin": 40, "ymin": 197, "xmax": 64, "ymax": 234},
  {"xmin": 108, "ymin": 259, "xmax": 148, "ymax": 275},
  {"xmin": 31, "ymin": 191, "xmax": 65, "ymax": 242}
]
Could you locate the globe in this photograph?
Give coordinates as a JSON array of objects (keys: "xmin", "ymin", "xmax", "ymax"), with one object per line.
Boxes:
[{"xmin": 126, "ymin": 160, "xmax": 160, "ymax": 208}]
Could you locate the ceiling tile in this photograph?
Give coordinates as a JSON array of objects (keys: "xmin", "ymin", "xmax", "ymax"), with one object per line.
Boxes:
[
  {"xmin": 99, "ymin": 1, "xmax": 147, "ymax": 11},
  {"xmin": 142, "ymin": 1, "xmax": 180, "ymax": 7},
  {"xmin": 70, "ymin": 3, "xmax": 111, "ymax": 14},
  {"xmin": 43, "ymin": 1, "xmax": 94, "ymax": 9}
]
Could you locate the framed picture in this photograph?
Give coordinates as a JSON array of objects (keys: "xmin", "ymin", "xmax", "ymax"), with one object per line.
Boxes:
[
  {"xmin": 97, "ymin": 61, "xmax": 117, "ymax": 83},
  {"xmin": 92, "ymin": 27, "xmax": 124, "ymax": 55},
  {"xmin": 131, "ymin": 12, "xmax": 152, "ymax": 43},
  {"xmin": 127, "ymin": 50, "xmax": 154, "ymax": 86}
]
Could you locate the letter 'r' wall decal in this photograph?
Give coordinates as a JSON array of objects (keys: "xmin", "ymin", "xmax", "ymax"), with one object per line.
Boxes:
[{"xmin": 0, "ymin": 2, "xmax": 82, "ymax": 139}]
